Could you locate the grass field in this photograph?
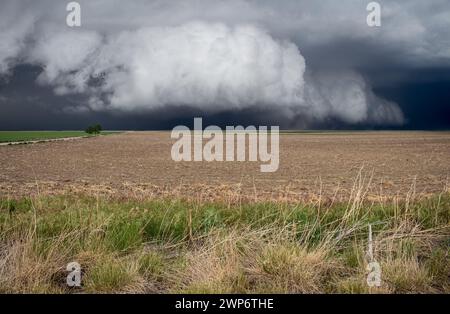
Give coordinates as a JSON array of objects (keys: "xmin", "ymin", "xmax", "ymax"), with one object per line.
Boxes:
[
  {"xmin": 0, "ymin": 131, "xmax": 116, "ymax": 143},
  {"xmin": 0, "ymin": 190, "xmax": 448, "ymax": 293}
]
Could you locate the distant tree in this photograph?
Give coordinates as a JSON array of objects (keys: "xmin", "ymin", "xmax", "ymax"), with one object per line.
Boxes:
[
  {"xmin": 85, "ymin": 124, "xmax": 102, "ymax": 135},
  {"xmin": 93, "ymin": 124, "xmax": 102, "ymax": 133}
]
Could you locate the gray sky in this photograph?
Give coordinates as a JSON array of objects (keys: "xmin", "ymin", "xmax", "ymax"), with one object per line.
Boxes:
[{"xmin": 0, "ymin": 0, "xmax": 449, "ymax": 129}]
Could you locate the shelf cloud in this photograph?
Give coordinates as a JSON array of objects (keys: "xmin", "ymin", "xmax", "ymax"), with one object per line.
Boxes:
[{"xmin": 1, "ymin": 0, "xmax": 449, "ymax": 129}]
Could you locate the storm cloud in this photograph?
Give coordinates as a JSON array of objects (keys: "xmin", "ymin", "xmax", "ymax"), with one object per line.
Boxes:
[{"xmin": 0, "ymin": 0, "xmax": 449, "ymax": 129}]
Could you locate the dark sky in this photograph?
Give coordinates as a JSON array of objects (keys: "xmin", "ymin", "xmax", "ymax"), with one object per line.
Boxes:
[{"xmin": 0, "ymin": 0, "xmax": 449, "ymax": 130}]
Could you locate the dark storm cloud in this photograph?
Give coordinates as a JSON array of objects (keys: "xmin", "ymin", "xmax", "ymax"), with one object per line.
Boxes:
[{"xmin": 0, "ymin": 0, "xmax": 449, "ymax": 129}]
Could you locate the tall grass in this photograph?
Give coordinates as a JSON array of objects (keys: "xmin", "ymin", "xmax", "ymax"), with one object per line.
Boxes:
[{"xmin": 0, "ymin": 182, "xmax": 448, "ymax": 293}]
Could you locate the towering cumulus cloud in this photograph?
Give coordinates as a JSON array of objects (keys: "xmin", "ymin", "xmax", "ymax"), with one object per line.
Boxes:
[
  {"xmin": 0, "ymin": 0, "xmax": 408, "ymax": 127},
  {"xmin": 303, "ymin": 71, "xmax": 404, "ymax": 125},
  {"xmin": 70, "ymin": 23, "xmax": 306, "ymax": 112}
]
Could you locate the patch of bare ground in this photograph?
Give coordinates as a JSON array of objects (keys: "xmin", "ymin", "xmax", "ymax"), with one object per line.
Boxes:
[{"xmin": 0, "ymin": 131, "xmax": 449, "ymax": 202}]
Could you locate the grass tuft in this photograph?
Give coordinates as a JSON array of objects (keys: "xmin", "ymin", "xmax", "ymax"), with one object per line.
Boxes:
[{"xmin": 0, "ymin": 190, "xmax": 448, "ymax": 293}]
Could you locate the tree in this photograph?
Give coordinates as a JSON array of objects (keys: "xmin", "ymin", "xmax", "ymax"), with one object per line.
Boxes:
[
  {"xmin": 93, "ymin": 124, "xmax": 102, "ymax": 133},
  {"xmin": 85, "ymin": 124, "xmax": 102, "ymax": 135}
]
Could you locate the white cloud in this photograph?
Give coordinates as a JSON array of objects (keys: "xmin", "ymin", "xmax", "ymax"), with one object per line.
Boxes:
[
  {"xmin": 0, "ymin": 7, "xmax": 35, "ymax": 74},
  {"xmin": 303, "ymin": 71, "xmax": 403, "ymax": 124},
  {"xmin": 26, "ymin": 22, "xmax": 401, "ymax": 124},
  {"xmin": 86, "ymin": 23, "xmax": 305, "ymax": 112},
  {"xmin": 4, "ymin": 0, "xmax": 440, "ymax": 125},
  {"xmin": 30, "ymin": 27, "xmax": 102, "ymax": 93}
]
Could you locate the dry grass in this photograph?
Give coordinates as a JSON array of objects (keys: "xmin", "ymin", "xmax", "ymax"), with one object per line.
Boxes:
[{"xmin": 0, "ymin": 176, "xmax": 448, "ymax": 294}]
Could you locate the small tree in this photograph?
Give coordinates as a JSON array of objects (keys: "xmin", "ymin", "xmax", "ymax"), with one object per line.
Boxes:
[
  {"xmin": 85, "ymin": 126, "xmax": 94, "ymax": 134},
  {"xmin": 85, "ymin": 124, "xmax": 102, "ymax": 135},
  {"xmin": 93, "ymin": 124, "xmax": 102, "ymax": 133}
]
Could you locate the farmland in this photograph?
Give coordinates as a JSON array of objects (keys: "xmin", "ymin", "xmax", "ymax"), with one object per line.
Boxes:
[
  {"xmin": 0, "ymin": 131, "xmax": 91, "ymax": 143},
  {"xmin": 0, "ymin": 131, "xmax": 117, "ymax": 143},
  {"xmin": 0, "ymin": 131, "xmax": 448, "ymax": 201},
  {"xmin": 0, "ymin": 131, "xmax": 449, "ymax": 293}
]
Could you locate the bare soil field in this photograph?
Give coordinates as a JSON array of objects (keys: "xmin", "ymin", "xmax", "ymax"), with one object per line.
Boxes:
[
  {"xmin": 1, "ymin": 131, "xmax": 449, "ymax": 294},
  {"xmin": 0, "ymin": 131, "xmax": 449, "ymax": 202}
]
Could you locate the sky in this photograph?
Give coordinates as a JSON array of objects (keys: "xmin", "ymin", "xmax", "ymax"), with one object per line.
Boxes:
[{"xmin": 0, "ymin": 0, "xmax": 449, "ymax": 130}]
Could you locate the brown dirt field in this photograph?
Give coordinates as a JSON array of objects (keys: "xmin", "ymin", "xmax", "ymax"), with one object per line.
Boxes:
[{"xmin": 0, "ymin": 131, "xmax": 449, "ymax": 202}]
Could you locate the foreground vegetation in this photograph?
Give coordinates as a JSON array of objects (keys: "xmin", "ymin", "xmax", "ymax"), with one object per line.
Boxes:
[
  {"xmin": 0, "ymin": 190, "xmax": 448, "ymax": 293},
  {"xmin": 0, "ymin": 131, "xmax": 116, "ymax": 143}
]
